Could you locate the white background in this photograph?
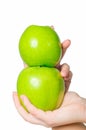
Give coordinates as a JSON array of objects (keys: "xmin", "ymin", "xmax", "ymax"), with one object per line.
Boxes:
[{"xmin": 0, "ymin": 0, "xmax": 86, "ymax": 129}]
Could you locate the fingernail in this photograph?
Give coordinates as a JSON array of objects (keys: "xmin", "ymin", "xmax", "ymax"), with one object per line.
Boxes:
[{"xmin": 61, "ymin": 70, "xmax": 67, "ymax": 77}]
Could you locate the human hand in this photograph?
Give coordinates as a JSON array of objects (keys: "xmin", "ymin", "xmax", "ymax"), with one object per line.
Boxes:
[{"xmin": 13, "ymin": 91, "xmax": 86, "ymax": 127}]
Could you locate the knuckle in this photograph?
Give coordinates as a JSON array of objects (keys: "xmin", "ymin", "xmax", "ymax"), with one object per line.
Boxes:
[
  {"xmin": 62, "ymin": 63, "xmax": 70, "ymax": 71},
  {"xmin": 69, "ymin": 70, "xmax": 73, "ymax": 75}
]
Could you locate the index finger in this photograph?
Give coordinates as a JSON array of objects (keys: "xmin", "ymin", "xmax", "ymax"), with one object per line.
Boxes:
[{"xmin": 61, "ymin": 39, "xmax": 71, "ymax": 59}]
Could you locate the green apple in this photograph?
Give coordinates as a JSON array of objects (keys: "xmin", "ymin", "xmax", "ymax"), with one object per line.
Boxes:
[
  {"xmin": 17, "ymin": 67, "xmax": 65, "ymax": 111},
  {"xmin": 19, "ymin": 25, "xmax": 62, "ymax": 67}
]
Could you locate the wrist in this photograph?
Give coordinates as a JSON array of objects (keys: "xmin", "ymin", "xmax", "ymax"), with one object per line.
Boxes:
[
  {"xmin": 81, "ymin": 97, "xmax": 86, "ymax": 123},
  {"xmin": 52, "ymin": 123, "xmax": 86, "ymax": 130}
]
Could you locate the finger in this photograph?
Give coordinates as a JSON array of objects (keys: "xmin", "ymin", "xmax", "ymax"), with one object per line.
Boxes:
[
  {"xmin": 13, "ymin": 92, "xmax": 22, "ymax": 108},
  {"xmin": 13, "ymin": 92, "xmax": 47, "ymax": 126},
  {"xmin": 65, "ymin": 80, "xmax": 71, "ymax": 92},
  {"xmin": 51, "ymin": 25, "xmax": 54, "ymax": 30},
  {"xmin": 20, "ymin": 95, "xmax": 52, "ymax": 124},
  {"xmin": 23, "ymin": 62, "xmax": 28, "ymax": 68},
  {"xmin": 60, "ymin": 63, "xmax": 70, "ymax": 77},
  {"xmin": 61, "ymin": 39, "xmax": 71, "ymax": 59},
  {"xmin": 20, "ymin": 95, "xmax": 46, "ymax": 117},
  {"xmin": 64, "ymin": 71, "xmax": 72, "ymax": 92},
  {"xmin": 64, "ymin": 71, "xmax": 73, "ymax": 81}
]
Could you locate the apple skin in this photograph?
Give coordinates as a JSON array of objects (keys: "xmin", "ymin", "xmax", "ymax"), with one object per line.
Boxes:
[
  {"xmin": 17, "ymin": 67, "xmax": 65, "ymax": 111},
  {"xmin": 19, "ymin": 25, "xmax": 62, "ymax": 67}
]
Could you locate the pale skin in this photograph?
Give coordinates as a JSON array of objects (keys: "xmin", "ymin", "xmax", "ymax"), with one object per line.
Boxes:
[{"xmin": 13, "ymin": 39, "xmax": 86, "ymax": 129}]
